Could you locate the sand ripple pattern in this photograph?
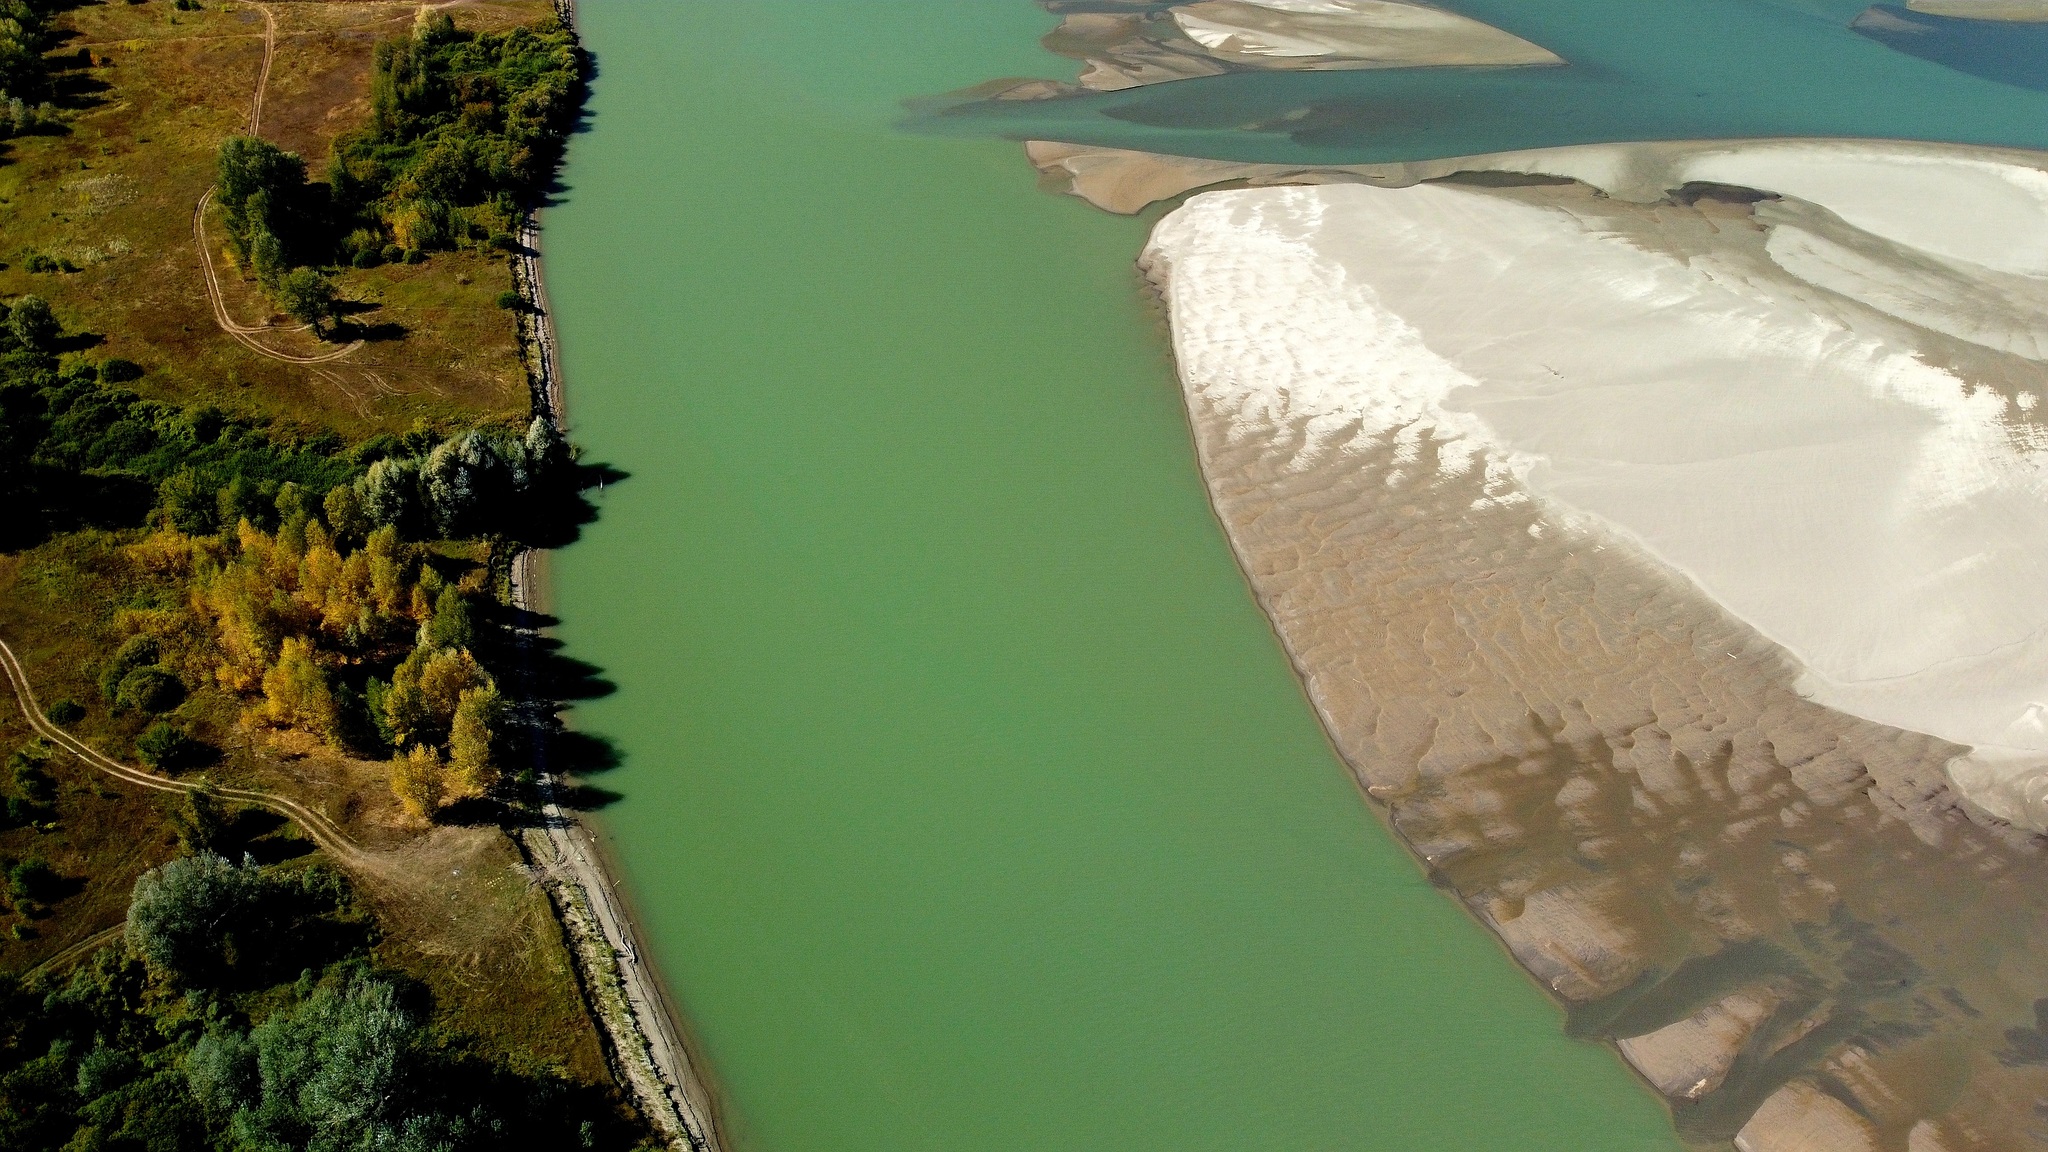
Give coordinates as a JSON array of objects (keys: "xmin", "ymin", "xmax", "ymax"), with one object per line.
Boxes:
[{"xmin": 1144, "ymin": 185, "xmax": 2048, "ymax": 1151}]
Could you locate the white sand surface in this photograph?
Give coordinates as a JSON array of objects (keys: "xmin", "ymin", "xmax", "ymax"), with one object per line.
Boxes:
[
  {"xmin": 1144, "ymin": 165, "xmax": 2048, "ymax": 831},
  {"xmin": 1170, "ymin": 0, "xmax": 1560, "ymax": 68}
]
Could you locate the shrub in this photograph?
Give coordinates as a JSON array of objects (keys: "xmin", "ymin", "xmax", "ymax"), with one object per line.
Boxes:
[
  {"xmin": 495, "ymin": 290, "xmax": 520, "ymax": 310},
  {"xmin": 7, "ymin": 745, "xmax": 57, "ymax": 824},
  {"xmin": 98, "ymin": 635, "xmax": 160, "ymax": 701},
  {"xmin": 43, "ymin": 698, "xmax": 83, "ymax": 726},
  {"xmin": 166, "ymin": 788, "xmax": 231, "ymax": 855},
  {"xmin": 114, "ymin": 665, "xmax": 184, "ymax": 714},
  {"xmin": 97, "ymin": 357, "xmax": 143, "ymax": 383},
  {"xmin": 136, "ymin": 722, "xmax": 205, "ymax": 773},
  {"xmin": 6, "ymin": 856, "xmax": 58, "ymax": 906}
]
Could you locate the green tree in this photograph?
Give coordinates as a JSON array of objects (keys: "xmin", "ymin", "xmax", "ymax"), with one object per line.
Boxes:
[
  {"xmin": 5, "ymin": 294, "xmax": 57, "ymax": 353},
  {"xmin": 215, "ymin": 136, "xmax": 307, "ymax": 269},
  {"xmin": 447, "ymin": 683, "xmax": 501, "ymax": 799},
  {"xmin": 123, "ymin": 852, "xmax": 264, "ymax": 985},
  {"xmin": 422, "ymin": 585, "xmax": 472, "ymax": 651},
  {"xmin": 277, "ymin": 267, "xmax": 340, "ymax": 337},
  {"xmin": 323, "ymin": 483, "xmax": 370, "ymax": 548}
]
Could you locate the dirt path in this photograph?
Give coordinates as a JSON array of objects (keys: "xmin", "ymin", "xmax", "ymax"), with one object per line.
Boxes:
[
  {"xmin": 246, "ymin": 2, "xmax": 276, "ymax": 136},
  {"xmin": 192, "ymin": 2, "xmax": 365, "ymax": 366},
  {"xmin": 0, "ymin": 635, "xmax": 376, "ymax": 873},
  {"xmin": 26, "ymin": 925, "xmax": 123, "ymax": 980}
]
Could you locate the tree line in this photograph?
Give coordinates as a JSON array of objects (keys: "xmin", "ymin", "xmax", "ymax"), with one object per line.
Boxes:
[{"xmin": 0, "ymin": 850, "xmax": 655, "ymax": 1149}]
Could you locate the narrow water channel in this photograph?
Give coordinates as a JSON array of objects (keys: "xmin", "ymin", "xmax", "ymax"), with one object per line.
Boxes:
[{"xmin": 542, "ymin": 4, "xmax": 1682, "ymax": 1149}]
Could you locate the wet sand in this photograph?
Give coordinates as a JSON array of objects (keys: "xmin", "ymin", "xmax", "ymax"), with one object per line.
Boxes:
[{"xmin": 1141, "ymin": 171, "xmax": 2048, "ymax": 1148}]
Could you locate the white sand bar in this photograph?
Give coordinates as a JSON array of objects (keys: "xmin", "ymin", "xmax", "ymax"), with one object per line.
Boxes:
[
  {"xmin": 1143, "ymin": 152, "xmax": 2048, "ymax": 831},
  {"xmin": 1170, "ymin": 0, "xmax": 1561, "ymax": 68}
]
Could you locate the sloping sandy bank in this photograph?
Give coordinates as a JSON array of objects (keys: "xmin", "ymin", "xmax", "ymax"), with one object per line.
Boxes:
[
  {"xmin": 1145, "ymin": 148, "xmax": 2048, "ymax": 834},
  {"xmin": 1141, "ymin": 156, "xmax": 2048, "ymax": 1148}
]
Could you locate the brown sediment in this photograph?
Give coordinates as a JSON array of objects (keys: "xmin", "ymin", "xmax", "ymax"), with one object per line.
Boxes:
[{"xmin": 1138, "ymin": 191, "xmax": 2048, "ymax": 1148}]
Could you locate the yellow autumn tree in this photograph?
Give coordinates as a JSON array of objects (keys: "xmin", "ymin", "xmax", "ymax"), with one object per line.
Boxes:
[
  {"xmin": 261, "ymin": 636, "xmax": 338, "ymax": 741},
  {"xmin": 383, "ymin": 645, "xmax": 490, "ymax": 749},
  {"xmin": 390, "ymin": 743, "xmax": 447, "ymax": 819},
  {"xmin": 447, "ymin": 684, "xmax": 502, "ymax": 799},
  {"xmin": 296, "ymin": 520, "xmax": 345, "ymax": 624},
  {"xmin": 366, "ymin": 526, "xmax": 408, "ymax": 616},
  {"xmin": 195, "ymin": 560, "xmax": 282, "ymax": 692}
]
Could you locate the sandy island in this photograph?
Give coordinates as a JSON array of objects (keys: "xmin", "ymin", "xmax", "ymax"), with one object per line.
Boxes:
[
  {"xmin": 1136, "ymin": 141, "xmax": 2048, "ymax": 1149},
  {"xmin": 1008, "ymin": 0, "xmax": 1557, "ymax": 96}
]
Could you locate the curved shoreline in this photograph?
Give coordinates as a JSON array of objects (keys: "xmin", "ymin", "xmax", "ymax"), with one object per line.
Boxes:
[
  {"xmin": 503, "ymin": 4, "xmax": 724, "ymax": 1148},
  {"xmin": 1137, "ymin": 161, "xmax": 2048, "ymax": 1149}
]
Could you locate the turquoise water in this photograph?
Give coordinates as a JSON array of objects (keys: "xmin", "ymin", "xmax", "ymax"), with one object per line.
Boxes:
[
  {"xmin": 916, "ymin": 0, "xmax": 2048, "ymax": 164},
  {"xmin": 543, "ymin": 2, "xmax": 1683, "ymax": 1150}
]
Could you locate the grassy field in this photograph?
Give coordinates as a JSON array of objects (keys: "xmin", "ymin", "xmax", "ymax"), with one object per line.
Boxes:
[
  {"xmin": 1, "ymin": 0, "xmax": 546, "ymax": 439},
  {"xmin": 0, "ymin": 0, "xmax": 624, "ymax": 1120}
]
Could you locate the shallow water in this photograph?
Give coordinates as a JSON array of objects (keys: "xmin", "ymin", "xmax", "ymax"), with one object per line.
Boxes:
[
  {"xmin": 542, "ymin": 2, "xmax": 1681, "ymax": 1149},
  {"xmin": 918, "ymin": 0, "xmax": 2048, "ymax": 164}
]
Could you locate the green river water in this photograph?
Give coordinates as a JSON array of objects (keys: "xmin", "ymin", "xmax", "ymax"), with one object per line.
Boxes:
[{"xmin": 542, "ymin": 3, "xmax": 1681, "ymax": 1149}]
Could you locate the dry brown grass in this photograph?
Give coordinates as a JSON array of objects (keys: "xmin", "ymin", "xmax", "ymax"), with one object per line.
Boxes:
[{"xmin": 1, "ymin": 0, "xmax": 554, "ymax": 440}]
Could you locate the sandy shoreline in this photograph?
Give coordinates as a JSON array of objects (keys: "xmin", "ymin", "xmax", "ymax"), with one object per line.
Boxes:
[{"xmin": 1139, "ymin": 143, "xmax": 2048, "ymax": 1149}]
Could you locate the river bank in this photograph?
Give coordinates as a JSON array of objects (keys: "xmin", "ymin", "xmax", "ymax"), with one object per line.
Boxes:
[
  {"xmin": 504, "ymin": 6, "xmax": 723, "ymax": 1148},
  {"xmin": 1139, "ymin": 147, "xmax": 2048, "ymax": 1149}
]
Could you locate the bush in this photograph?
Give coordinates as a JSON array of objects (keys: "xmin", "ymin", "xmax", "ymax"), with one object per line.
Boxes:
[
  {"xmin": 114, "ymin": 665, "xmax": 184, "ymax": 714},
  {"xmin": 98, "ymin": 635, "xmax": 160, "ymax": 701},
  {"xmin": 136, "ymin": 722, "xmax": 206, "ymax": 773},
  {"xmin": 43, "ymin": 698, "xmax": 83, "ymax": 726},
  {"xmin": 495, "ymin": 290, "xmax": 520, "ymax": 310},
  {"xmin": 6, "ymin": 856, "xmax": 58, "ymax": 906},
  {"xmin": 97, "ymin": 357, "xmax": 143, "ymax": 383},
  {"xmin": 166, "ymin": 789, "xmax": 231, "ymax": 855},
  {"xmin": 7, "ymin": 745, "xmax": 56, "ymax": 824}
]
